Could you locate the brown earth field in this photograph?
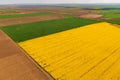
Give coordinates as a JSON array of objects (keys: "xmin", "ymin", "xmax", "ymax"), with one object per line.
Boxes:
[
  {"xmin": 0, "ymin": 30, "xmax": 54, "ymax": 80},
  {"xmin": 78, "ymin": 13, "xmax": 103, "ymax": 19},
  {"xmin": 0, "ymin": 14, "xmax": 62, "ymax": 26},
  {"xmin": 0, "ymin": 9, "xmax": 50, "ymax": 15},
  {"xmin": 46, "ymin": 9, "xmax": 103, "ymax": 17},
  {"xmin": 103, "ymin": 17, "xmax": 120, "ymax": 20},
  {"xmin": 46, "ymin": 9, "xmax": 88, "ymax": 15},
  {"xmin": 0, "ymin": 7, "xmax": 74, "ymax": 15},
  {"xmin": 0, "ymin": 10, "xmax": 37, "ymax": 15},
  {"xmin": 0, "ymin": 7, "xmax": 71, "ymax": 15}
]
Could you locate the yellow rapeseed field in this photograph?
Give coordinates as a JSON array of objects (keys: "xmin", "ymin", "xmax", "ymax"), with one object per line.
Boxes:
[{"xmin": 19, "ymin": 22, "xmax": 120, "ymax": 80}]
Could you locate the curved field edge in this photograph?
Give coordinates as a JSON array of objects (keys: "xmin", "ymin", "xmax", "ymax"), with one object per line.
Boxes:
[{"xmin": 0, "ymin": 18, "xmax": 99, "ymax": 42}]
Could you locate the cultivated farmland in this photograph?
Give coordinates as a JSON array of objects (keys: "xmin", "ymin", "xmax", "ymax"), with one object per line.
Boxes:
[
  {"xmin": 0, "ymin": 15, "xmax": 62, "ymax": 26},
  {"xmin": 0, "ymin": 30, "xmax": 52, "ymax": 80},
  {"xmin": 105, "ymin": 19, "xmax": 120, "ymax": 24},
  {"xmin": 1, "ymin": 18, "xmax": 98, "ymax": 42},
  {"xmin": 0, "ymin": 4, "xmax": 120, "ymax": 80},
  {"xmin": 0, "ymin": 12, "xmax": 53, "ymax": 19},
  {"xmin": 19, "ymin": 22, "xmax": 120, "ymax": 80},
  {"xmin": 100, "ymin": 10, "xmax": 120, "ymax": 18}
]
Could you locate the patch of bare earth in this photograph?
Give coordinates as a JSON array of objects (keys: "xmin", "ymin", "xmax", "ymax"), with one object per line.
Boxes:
[
  {"xmin": 79, "ymin": 14, "xmax": 103, "ymax": 19},
  {"xmin": 114, "ymin": 12, "xmax": 120, "ymax": 14},
  {"xmin": 0, "ymin": 30, "xmax": 53, "ymax": 80},
  {"xmin": 0, "ymin": 14, "xmax": 62, "ymax": 26},
  {"xmin": 103, "ymin": 18, "xmax": 120, "ymax": 20}
]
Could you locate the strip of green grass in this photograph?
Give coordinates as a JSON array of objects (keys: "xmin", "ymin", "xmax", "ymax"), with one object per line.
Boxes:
[
  {"xmin": 0, "ymin": 12, "xmax": 52, "ymax": 19},
  {"xmin": 0, "ymin": 9, "xmax": 19, "ymax": 13},
  {"xmin": 105, "ymin": 20, "xmax": 120, "ymax": 24},
  {"xmin": 1, "ymin": 18, "xmax": 99, "ymax": 42},
  {"xmin": 62, "ymin": 14, "xmax": 76, "ymax": 18}
]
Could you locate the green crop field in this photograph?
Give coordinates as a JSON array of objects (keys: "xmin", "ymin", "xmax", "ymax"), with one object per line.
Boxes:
[
  {"xmin": 105, "ymin": 20, "xmax": 120, "ymax": 24},
  {"xmin": 100, "ymin": 10, "xmax": 120, "ymax": 18},
  {"xmin": 1, "ymin": 18, "xmax": 99, "ymax": 42},
  {"xmin": 62, "ymin": 14, "xmax": 76, "ymax": 18},
  {"xmin": 0, "ymin": 12, "xmax": 52, "ymax": 19}
]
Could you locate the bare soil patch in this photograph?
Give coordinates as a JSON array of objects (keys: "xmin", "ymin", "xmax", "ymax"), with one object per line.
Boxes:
[
  {"xmin": 0, "ymin": 9, "xmax": 50, "ymax": 15},
  {"xmin": 0, "ymin": 14, "xmax": 62, "ymax": 26},
  {"xmin": 115, "ymin": 12, "xmax": 120, "ymax": 14},
  {"xmin": 0, "ymin": 30, "xmax": 53, "ymax": 80},
  {"xmin": 103, "ymin": 18, "xmax": 120, "ymax": 20},
  {"xmin": 79, "ymin": 14, "xmax": 103, "ymax": 19}
]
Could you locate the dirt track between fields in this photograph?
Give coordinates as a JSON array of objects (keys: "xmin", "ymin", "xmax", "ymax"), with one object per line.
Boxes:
[
  {"xmin": 0, "ymin": 15, "xmax": 62, "ymax": 26},
  {"xmin": 0, "ymin": 30, "xmax": 53, "ymax": 80}
]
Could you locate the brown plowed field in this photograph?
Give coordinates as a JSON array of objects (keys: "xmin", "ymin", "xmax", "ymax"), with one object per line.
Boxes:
[
  {"xmin": 0, "ymin": 30, "xmax": 53, "ymax": 80},
  {"xmin": 79, "ymin": 14, "xmax": 103, "ymax": 19},
  {"xmin": 0, "ymin": 15, "xmax": 62, "ymax": 26}
]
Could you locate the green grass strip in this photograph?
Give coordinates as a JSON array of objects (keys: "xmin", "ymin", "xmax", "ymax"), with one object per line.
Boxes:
[
  {"xmin": 105, "ymin": 20, "xmax": 120, "ymax": 24},
  {"xmin": 62, "ymin": 14, "xmax": 76, "ymax": 18},
  {"xmin": 0, "ymin": 12, "xmax": 52, "ymax": 19},
  {"xmin": 100, "ymin": 10, "xmax": 120, "ymax": 18}
]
